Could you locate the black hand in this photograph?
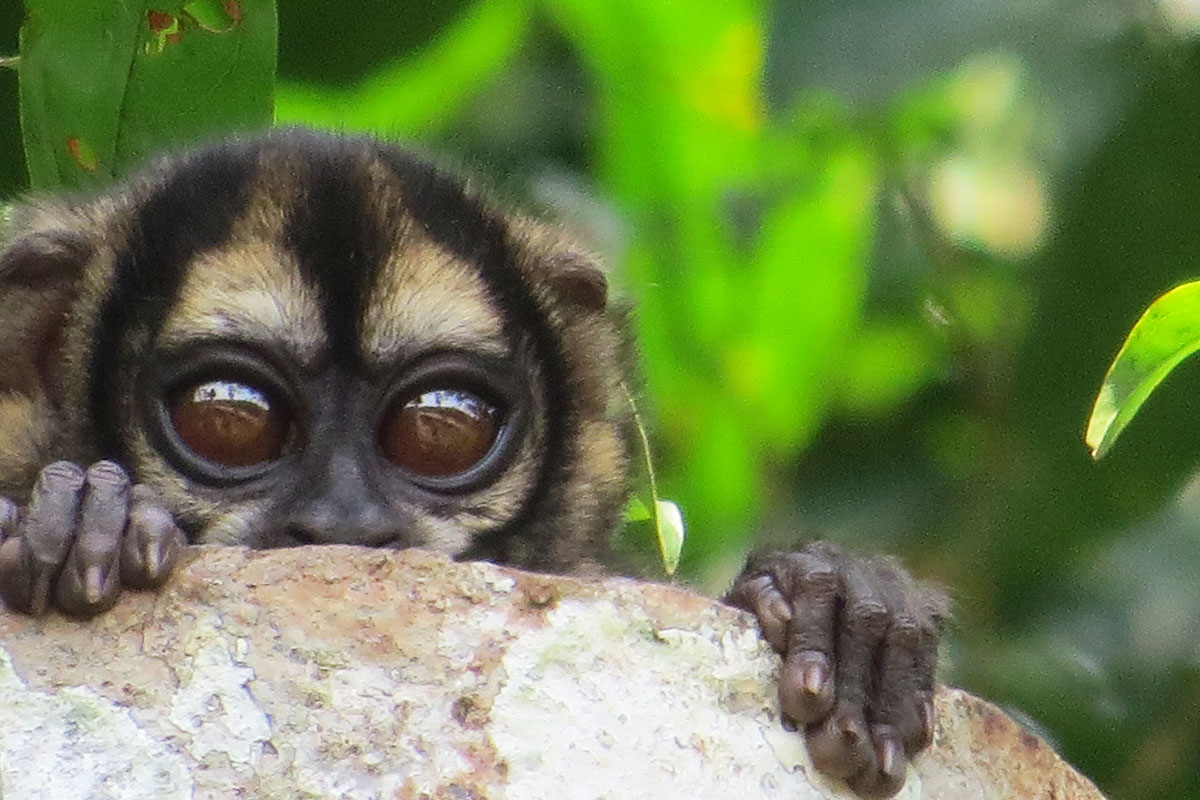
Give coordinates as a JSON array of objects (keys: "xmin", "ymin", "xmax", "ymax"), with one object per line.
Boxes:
[
  {"xmin": 726, "ymin": 541, "xmax": 944, "ymax": 799},
  {"xmin": 0, "ymin": 461, "xmax": 185, "ymax": 617}
]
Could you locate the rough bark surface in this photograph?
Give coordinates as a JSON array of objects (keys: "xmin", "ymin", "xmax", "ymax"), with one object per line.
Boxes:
[{"xmin": 0, "ymin": 546, "xmax": 1105, "ymax": 800}]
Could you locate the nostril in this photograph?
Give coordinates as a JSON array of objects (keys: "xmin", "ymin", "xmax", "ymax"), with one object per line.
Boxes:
[
  {"xmin": 284, "ymin": 496, "xmax": 404, "ymax": 547},
  {"xmin": 358, "ymin": 529, "xmax": 403, "ymax": 548},
  {"xmin": 287, "ymin": 526, "xmax": 319, "ymax": 546}
]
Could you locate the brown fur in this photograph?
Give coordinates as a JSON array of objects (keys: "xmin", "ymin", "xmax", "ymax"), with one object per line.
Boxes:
[{"xmin": 0, "ymin": 130, "xmax": 631, "ymax": 572}]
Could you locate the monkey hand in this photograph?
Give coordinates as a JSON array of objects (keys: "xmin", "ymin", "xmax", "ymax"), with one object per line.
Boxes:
[
  {"xmin": 725, "ymin": 541, "xmax": 945, "ymax": 798},
  {"xmin": 0, "ymin": 461, "xmax": 185, "ymax": 617}
]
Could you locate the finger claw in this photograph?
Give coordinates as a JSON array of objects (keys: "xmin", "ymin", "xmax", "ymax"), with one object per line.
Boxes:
[
  {"xmin": 765, "ymin": 593, "xmax": 791, "ymax": 625},
  {"xmin": 920, "ymin": 700, "xmax": 936, "ymax": 750},
  {"xmin": 84, "ymin": 565, "xmax": 107, "ymax": 604},
  {"xmin": 781, "ymin": 651, "xmax": 835, "ymax": 722},
  {"xmin": 846, "ymin": 729, "xmax": 908, "ymax": 799},
  {"xmin": 803, "ymin": 657, "xmax": 828, "ymax": 696},
  {"xmin": 806, "ymin": 712, "xmax": 873, "ymax": 780},
  {"xmin": 877, "ymin": 731, "xmax": 902, "ymax": 781},
  {"xmin": 142, "ymin": 531, "xmax": 182, "ymax": 583},
  {"xmin": 142, "ymin": 541, "xmax": 163, "ymax": 577},
  {"xmin": 122, "ymin": 494, "xmax": 184, "ymax": 589}
]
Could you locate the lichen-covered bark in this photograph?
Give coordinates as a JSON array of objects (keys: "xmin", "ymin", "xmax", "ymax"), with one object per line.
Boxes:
[{"xmin": 0, "ymin": 546, "xmax": 1105, "ymax": 800}]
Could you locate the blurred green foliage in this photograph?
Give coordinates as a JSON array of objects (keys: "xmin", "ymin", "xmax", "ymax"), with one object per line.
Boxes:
[{"xmin": 6, "ymin": 1, "xmax": 1200, "ymax": 797}]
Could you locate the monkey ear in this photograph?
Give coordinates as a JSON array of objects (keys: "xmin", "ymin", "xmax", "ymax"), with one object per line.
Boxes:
[
  {"xmin": 0, "ymin": 226, "xmax": 95, "ymax": 398},
  {"xmin": 544, "ymin": 253, "xmax": 609, "ymax": 313}
]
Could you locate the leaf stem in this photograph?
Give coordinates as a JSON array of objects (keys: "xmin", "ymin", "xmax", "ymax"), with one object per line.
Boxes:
[{"xmin": 621, "ymin": 380, "xmax": 661, "ymax": 514}]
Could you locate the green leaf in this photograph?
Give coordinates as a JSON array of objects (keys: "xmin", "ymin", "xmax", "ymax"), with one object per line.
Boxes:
[
  {"xmin": 653, "ymin": 499, "xmax": 685, "ymax": 575},
  {"xmin": 183, "ymin": 0, "xmax": 242, "ymax": 33},
  {"xmin": 1086, "ymin": 281, "xmax": 1200, "ymax": 459},
  {"xmin": 274, "ymin": 0, "xmax": 531, "ymax": 135},
  {"xmin": 623, "ymin": 496, "xmax": 652, "ymax": 523},
  {"xmin": 622, "ymin": 496, "xmax": 685, "ymax": 574},
  {"xmin": 621, "ymin": 382, "xmax": 686, "ymax": 575},
  {"xmin": 19, "ymin": 0, "xmax": 275, "ymax": 190}
]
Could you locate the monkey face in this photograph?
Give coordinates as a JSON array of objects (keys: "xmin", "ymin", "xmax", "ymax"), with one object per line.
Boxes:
[{"xmin": 2, "ymin": 130, "xmax": 629, "ymax": 570}]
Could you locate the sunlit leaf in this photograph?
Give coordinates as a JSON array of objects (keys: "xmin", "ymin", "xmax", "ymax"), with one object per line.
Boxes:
[
  {"xmin": 1086, "ymin": 281, "xmax": 1200, "ymax": 459},
  {"xmin": 19, "ymin": 0, "xmax": 274, "ymax": 190},
  {"xmin": 274, "ymin": 0, "xmax": 530, "ymax": 135},
  {"xmin": 653, "ymin": 500, "xmax": 685, "ymax": 575}
]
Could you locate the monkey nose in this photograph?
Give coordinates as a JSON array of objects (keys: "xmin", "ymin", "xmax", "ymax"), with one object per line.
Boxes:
[{"xmin": 285, "ymin": 500, "xmax": 404, "ymax": 548}]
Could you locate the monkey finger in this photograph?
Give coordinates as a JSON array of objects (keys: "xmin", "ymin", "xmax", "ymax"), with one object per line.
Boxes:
[
  {"xmin": 834, "ymin": 560, "xmax": 890, "ymax": 708},
  {"xmin": 728, "ymin": 550, "xmax": 842, "ymax": 721},
  {"xmin": 0, "ymin": 502, "xmax": 17, "ymax": 607},
  {"xmin": 781, "ymin": 649, "xmax": 837, "ymax": 724},
  {"xmin": 805, "ymin": 709, "xmax": 875, "ymax": 781},
  {"xmin": 19, "ymin": 461, "xmax": 86, "ymax": 565},
  {"xmin": 0, "ymin": 462, "xmax": 87, "ymax": 614},
  {"xmin": 909, "ymin": 595, "xmax": 944, "ymax": 752},
  {"xmin": 72, "ymin": 462, "xmax": 132, "ymax": 565},
  {"xmin": 121, "ymin": 485, "xmax": 185, "ymax": 589},
  {"xmin": 869, "ymin": 613, "xmax": 935, "ymax": 757},
  {"xmin": 0, "ymin": 497, "xmax": 18, "ymax": 542},
  {"xmin": 804, "ymin": 560, "xmax": 891, "ymax": 781},
  {"xmin": 845, "ymin": 725, "xmax": 908, "ymax": 799},
  {"xmin": 0, "ymin": 537, "xmax": 38, "ymax": 613},
  {"xmin": 725, "ymin": 573, "xmax": 791, "ymax": 652},
  {"xmin": 777, "ymin": 550, "xmax": 841, "ymax": 723},
  {"xmin": 55, "ymin": 462, "xmax": 131, "ymax": 615}
]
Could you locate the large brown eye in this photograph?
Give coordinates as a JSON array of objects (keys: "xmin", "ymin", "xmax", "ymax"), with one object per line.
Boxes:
[
  {"xmin": 169, "ymin": 380, "xmax": 289, "ymax": 468},
  {"xmin": 379, "ymin": 389, "xmax": 501, "ymax": 478}
]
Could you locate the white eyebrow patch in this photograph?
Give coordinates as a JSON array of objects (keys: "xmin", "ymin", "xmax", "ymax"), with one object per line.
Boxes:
[
  {"xmin": 160, "ymin": 242, "xmax": 327, "ymax": 364},
  {"xmin": 361, "ymin": 237, "xmax": 510, "ymax": 365}
]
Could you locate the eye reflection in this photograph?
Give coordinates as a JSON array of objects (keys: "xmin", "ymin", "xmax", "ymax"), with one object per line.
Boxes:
[
  {"xmin": 169, "ymin": 379, "xmax": 289, "ymax": 467},
  {"xmin": 379, "ymin": 388, "xmax": 501, "ymax": 478}
]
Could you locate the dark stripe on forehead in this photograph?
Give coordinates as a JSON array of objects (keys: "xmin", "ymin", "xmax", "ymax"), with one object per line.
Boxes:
[
  {"xmin": 372, "ymin": 144, "xmax": 572, "ymax": 559},
  {"xmin": 91, "ymin": 140, "xmax": 258, "ymax": 461},
  {"xmin": 281, "ymin": 135, "xmax": 389, "ymax": 369}
]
